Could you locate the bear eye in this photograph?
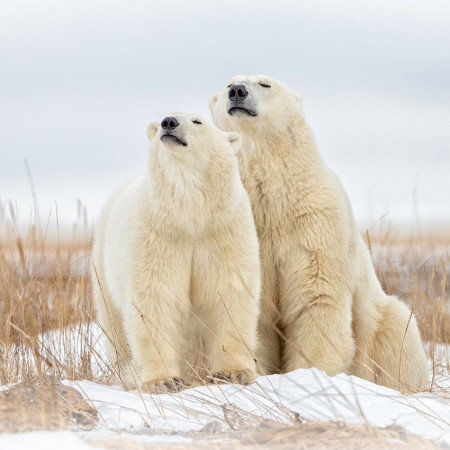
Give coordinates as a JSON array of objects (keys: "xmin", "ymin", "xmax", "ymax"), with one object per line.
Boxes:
[
  {"xmin": 259, "ymin": 82, "xmax": 271, "ymax": 88},
  {"xmin": 192, "ymin": 119, "xmax": 202, "ymax": 125}
]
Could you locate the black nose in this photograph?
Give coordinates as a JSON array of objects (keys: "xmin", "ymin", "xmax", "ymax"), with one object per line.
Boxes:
[
  {"xmin": 161, "ymin": 117, "xmax": 179, "ymax": 130},
  {"xmin": 228, "ymin": 84, "xmax": 248, "ymax": 100}
]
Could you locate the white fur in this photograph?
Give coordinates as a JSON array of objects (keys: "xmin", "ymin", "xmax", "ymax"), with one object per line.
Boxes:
[
  {"xmin": 92, "ymin": 113, "xmax": 260, "ymax": 391},
  {"xmin": 210, "ymin": 75, "xmax": 429, "ymax": 392}
]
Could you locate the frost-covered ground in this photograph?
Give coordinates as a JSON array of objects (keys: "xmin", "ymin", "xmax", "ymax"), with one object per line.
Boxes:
[
  {"xmin": 1, "ymin": 361, "xmax": 449, "ymax": 449},
  {"xmin": 1, "ymin": 319, "xmax": 449, "ymax": 449},
  {"xmin": 1, "ymin": 323, "xmax": 450, "ymax": 448}
]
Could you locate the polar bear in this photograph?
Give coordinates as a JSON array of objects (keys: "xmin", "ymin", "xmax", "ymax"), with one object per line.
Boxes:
[
  {"xmin": 92, "ymin": 113, "xmax": 260, "ymax": 393},
  {"xmin": 209, "ymin": 75, "xmax": 429, "ymax": 392}
]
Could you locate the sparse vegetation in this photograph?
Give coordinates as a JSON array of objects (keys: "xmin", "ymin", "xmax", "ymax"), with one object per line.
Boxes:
[{"xmin": 0, "ymin": 200, "xmax": 449, "ymax": 447}]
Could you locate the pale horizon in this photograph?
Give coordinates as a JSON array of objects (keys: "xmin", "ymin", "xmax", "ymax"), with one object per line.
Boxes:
[{"xmin": 1, "ymin": 0, "xmax": 449, "ymax": 232}]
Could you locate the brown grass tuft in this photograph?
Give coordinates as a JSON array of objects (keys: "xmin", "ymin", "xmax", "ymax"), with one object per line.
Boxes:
[{"xmin": 0, "ymin": 200, "xmax": 449, "ymax": 440}]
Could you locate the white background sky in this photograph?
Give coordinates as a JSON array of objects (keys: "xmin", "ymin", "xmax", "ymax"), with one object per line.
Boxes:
[{"xmin": 1, "ymin": 0, "xmax": 449, "ymax": 234}]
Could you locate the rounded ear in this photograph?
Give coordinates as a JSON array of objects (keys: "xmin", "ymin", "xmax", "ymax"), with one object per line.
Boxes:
[
  {"xmin": 209, "ymin": 93, "xmax": 220, "ymax": 116},
  {"xmin": 294, "ymin": 93, "xmax": 303, "ymax": 106},
  {"xmin": 227, "ymin": 132, "xmax": 242, "ymax": 155},
  {"xmin": 146, "ymin": 122, "xmax": 159, "ymax": 141}
]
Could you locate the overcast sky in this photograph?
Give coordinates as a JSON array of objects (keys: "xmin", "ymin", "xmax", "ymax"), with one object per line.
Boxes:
[{"xmin": 1, "ymin": 0, "xmax": 449, "ymax": 234}]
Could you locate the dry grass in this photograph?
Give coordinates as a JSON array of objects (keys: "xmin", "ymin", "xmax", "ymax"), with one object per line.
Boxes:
[
  {"xmin": 86, "ymin": 421, "xmax": 443, "ymax": 449},
  {"xmin": 0, "ymin": 376, "xmax": 98, "ymax": 432},
  {"xmin": 0, "ymin": 200, "xmax": 449, "ymax": 447},
  {"xmin": 366, "ymin": 226, "xmax": 450, "ymax": 346},
  {"xmin": 364, "ymin": 226, "xmax": 450, "ymax": 392},
  {"xmin": 0, "ymin": 200, "xmax": 105, "ymax": 384}
]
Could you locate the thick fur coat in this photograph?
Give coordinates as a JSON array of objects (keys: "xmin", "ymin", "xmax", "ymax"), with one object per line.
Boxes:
[
  {"xmin": 210, "ymin": 75, "xmax": 429, "ymax": 392},
  {"xmin": 92, "ymin": 113, "xmax": 261, "ymax": 392}
]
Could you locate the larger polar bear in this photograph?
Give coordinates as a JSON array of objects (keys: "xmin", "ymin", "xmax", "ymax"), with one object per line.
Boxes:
[
  {"xmin": 210, "ymin": 75, "xmax": 429, "ymax": 392},
  {"xmin": 92, "ymin": 113, "xmax": 260, "ymax": 393}
]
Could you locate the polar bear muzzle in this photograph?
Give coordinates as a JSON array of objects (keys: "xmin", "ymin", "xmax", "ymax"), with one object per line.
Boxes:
[
  {"xmin": 227, "ymin": 84, "xmax": 258, "ymax": 117},
  {"xmin": 160, "ymin": 116, "xmax": 187, "ymax": 147}
]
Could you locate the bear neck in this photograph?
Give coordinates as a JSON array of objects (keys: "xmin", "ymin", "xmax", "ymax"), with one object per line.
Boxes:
[
  {"xmin": 148, "ymin": 151, "xmax": 238, "ymax": 212},
  {"xmin": 238, "ymin": 117, "xmax": 327, "ymax": 186}
]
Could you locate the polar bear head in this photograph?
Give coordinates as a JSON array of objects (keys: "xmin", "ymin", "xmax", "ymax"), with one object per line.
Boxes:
[
  {"xmin": 146, "ymin": 113, "xmax": 242, "ymax": 185},
  {"xmin": 209, "ymin": 74, "xmax": 304, "ymax": 139}
]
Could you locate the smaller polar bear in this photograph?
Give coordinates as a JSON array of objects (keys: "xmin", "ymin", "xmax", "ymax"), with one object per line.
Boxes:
[
  {"xmin": 92, "ymin": 113, "xmax": 260, "ymax": 393},
  {"xmin": 210, "ymin": 75, "xmax": 429, "ymax": 393}
]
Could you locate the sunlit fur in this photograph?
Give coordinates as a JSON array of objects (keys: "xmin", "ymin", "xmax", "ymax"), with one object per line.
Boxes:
[
  {"xmin": 92, "ymin": 113, "xmax": 260, "ymax": 391},
  {"xmin": 210, "ymin": 75, "xmax": 429, "ymax": 392}
]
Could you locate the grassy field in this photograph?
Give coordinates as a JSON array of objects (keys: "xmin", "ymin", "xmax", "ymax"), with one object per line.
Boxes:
[{"xmin": 0, "ymin": 200, "xmax": 449, "ymax": 447}]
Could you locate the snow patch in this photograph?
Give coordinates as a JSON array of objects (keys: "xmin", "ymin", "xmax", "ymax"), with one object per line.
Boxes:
[{"xmin": 63, "ymin": 368, "xmax": 450, "ymax": 444}]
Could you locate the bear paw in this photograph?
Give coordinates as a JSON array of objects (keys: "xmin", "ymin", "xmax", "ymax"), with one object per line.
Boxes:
[
  {"xmin": 208, "ymin": 369, "xmax": 255, "ymax": 385},
  {"xmin": 141, "ymin": 377, "xmax": 187, "ymax": 394}
]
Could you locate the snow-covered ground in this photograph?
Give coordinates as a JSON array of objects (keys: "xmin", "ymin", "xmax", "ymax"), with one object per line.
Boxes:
[
  {"xmin": 1, "ymin": 364, "xmax": 449, "ymax": 449},
  {"xmin": 1, "ymin": 322, "xmax": 449, "ymax": 448}
]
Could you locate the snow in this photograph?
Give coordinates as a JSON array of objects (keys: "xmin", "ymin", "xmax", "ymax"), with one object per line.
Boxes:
[
  {"xmin": 2, "ymin": 323, "xmax": 449, "ymax": 447},
  {"xmin": 1, "ymin": 367, "xmax": 449, "ymax": 448},
  {"xmin": 0, "ymin": 431, "xmax": 95, "ymax": 450},
  {"xmin": 65, "ymin": 369, "xmax": 450, "ymax": 440}
]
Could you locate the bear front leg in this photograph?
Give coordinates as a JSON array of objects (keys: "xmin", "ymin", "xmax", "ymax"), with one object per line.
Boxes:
[
  {"xmin": 125, "ymin": 240, "xmax": 192, "ymax": 393},
  {"xmin": 280, "ymin": 250, "xmax": 355, "ymax": 376},
  {"xmin": 125, "ymin": 300, "xmax": 188, "ymax": 393},
  {"xmin": 210, "ymin": 298, "xmax": 258, "ymax": 386},
  {"xmin": 192, "ymin": 225, "xmax": 260, "ymax": 385},
  {"xmin": 209, "ymin": 301, "xmax": 259, "ymax": 386}
]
